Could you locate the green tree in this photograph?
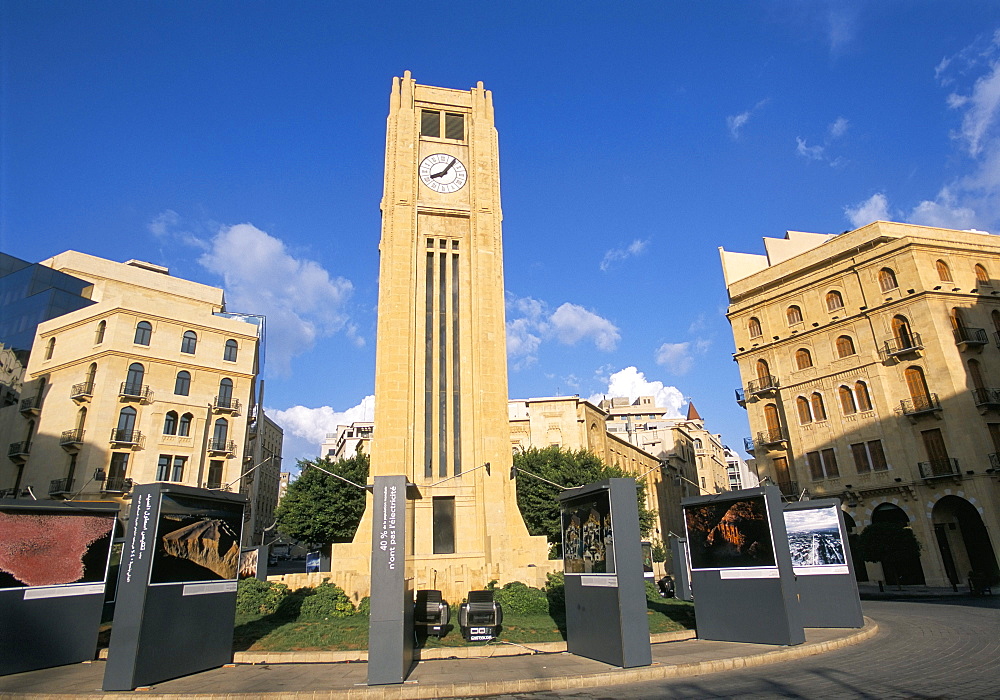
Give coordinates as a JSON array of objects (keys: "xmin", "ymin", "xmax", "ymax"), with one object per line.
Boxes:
[
  {"xmin": 274, "ymin": 453, "xmax": 370, "ymax": 545},
  {"xmin": 857, "ymin": 521, "xmax": 922, "ymax": 590},
  {"xmin": 513, "ymin": 446, "xmax": 656, "ymax": 553}
]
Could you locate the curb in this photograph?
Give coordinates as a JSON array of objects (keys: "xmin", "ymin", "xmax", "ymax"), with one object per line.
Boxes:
[{"xmin": 3, "ymin": 621, "xmax": 877, "ymax": 699}]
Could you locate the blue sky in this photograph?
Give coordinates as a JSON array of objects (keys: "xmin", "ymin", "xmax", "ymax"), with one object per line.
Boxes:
[{"xmin": 3, "ymin": 2, "xmax": 1000, "ymax": 467}]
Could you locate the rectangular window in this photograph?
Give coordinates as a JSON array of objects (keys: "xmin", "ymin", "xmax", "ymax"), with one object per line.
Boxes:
[
  {"xmin": 157, "ymin": 454, "xmax": 171, "ymax": 481},
  {"xmin": 821, "ymin": 448, "xmax": 840, "ymax": 478},
  {"xmin": 807, "ymin": 452, "xmax": 824, "ymax": 480},
  {"xmin": 172, "ymin": 456, "xmax": 186, "ymax": 482},
  {"xmin": 989, "ymin": 423, "xmax": 1000, "ymax": 453},
  {"xmin": 432, "ymin": 496, "xmax": 455, "ymax": 554},
  {"xmin": 868, "ymin": 440, "xmax": 888, "ymax": 471},
  {"xmin": 421, "ymin": 109, "xmax": 440, "ymax": 137},
  {"xmin": 851, "ymin": 443, "xmax": 871, "ymax": 473},
  {"xmin": 207, "ymin": 460, "xmax": 224, "ymax": 489},
  {"xmin": 444, "ymin": 112, "xmax": 464, "ymax": 140}
]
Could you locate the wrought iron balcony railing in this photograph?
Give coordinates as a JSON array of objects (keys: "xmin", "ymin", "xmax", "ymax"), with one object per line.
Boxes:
[
  {"xmin": 102, "ymin": 476, "xmax": 132, "ymax": 493},
  {"xmin": 972, "ymin": 387, "xmax": 1000, "ymax": 408},
  {"xmin": 746, "ymin": 375, "xmax": 779, "ymax": 395},
  {"xmin": 755, "ymin": 428, "xmax": 788, "ymax": 446},
  {"xmin": 209, "ymin": 439, "xmax": 236, "ymax": 454},
  {"xmin": 989, "ymin": 452, "xmax": 1000, "ymax": 470},
  {"xmin": 899, "ymin": 394, "xmax": 941, "ymax": 416},
  {"xmin": 49, "ymin": 477, "xmax": 74, "ymax": 495},
  {"xmin": 883, "ymin": 332, "xmax": 923, "ymax": 357},
  {"xmin": 776, "ymin": 479, "xmax": 800, "ymax": 498},
  {"xmin": 213, "ymin": 396, "xmax": 242, "ymax": 414},
  {"xmin": 119, "ymin": 382, "xmax": 151, "ymax": 400},
  {"xmin": 7, "ymin": 441, "xmax": 31, "ymax": 458},
  {"xmin": 954, "ymin": 326, "xmax": 988, "ymax": 347},
  {"xmin": 60, "ymin": 429, "xmax": 85, "ymax": 446},
  {"xmin": 70, "ymin": 381, "xmax": 94, "ymax": 399},
  {"xmin": 918, "ymin": 458, "xmax": 960, "ymax": 479},
  {"xmin": 19, "ymin": 395, "xmax": 42, "ymax": 414},
  {"xmin": 110, "ymin": 429, "xmax": 144, "ymax": 446}
]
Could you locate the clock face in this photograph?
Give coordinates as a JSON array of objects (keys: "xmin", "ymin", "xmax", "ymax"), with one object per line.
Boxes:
[{"xmin": 419, "ymin": 153, "xmax": 468, "ymax": 193}]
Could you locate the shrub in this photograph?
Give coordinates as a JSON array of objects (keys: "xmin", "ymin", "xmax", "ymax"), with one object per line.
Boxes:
[
  {"xmin": 645, "ymin": 580, "xmax": 661, "ymax": 601},
  {"xmin": 492, "ymin": 580, "xmax": 549, "ymax": 616},
  {"xmin": 236, "ymin": 578, "xmax": 290, "ymax": 616},
  {"xmin": 298, "ymin": 579, "xmax": 357, "ymax": 619},
  {"xmin": 357, "ymin": 596, "xmax": 371, "ymax": 616},
  {"xmin": 544, "ymin": 571, "xmax": 565, "ymax": 615}
]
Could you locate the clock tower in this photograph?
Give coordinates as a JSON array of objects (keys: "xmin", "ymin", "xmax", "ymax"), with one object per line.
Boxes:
[{"xmin": 330, "ymin": 73, "xmax": 550, "ymax": 602}]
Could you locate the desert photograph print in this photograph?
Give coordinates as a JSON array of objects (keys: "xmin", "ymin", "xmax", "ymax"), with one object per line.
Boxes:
[
  {"xmin": 684, "ymin": 496, "xmax": 776, "ymax": 570},
  {"xmin": 149, "ymin": 494, "xmax": 243, "ymax": 584}
]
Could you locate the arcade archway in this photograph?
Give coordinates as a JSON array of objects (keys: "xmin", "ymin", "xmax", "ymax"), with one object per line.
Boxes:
[
  {"xmin": 870, "ymin": 503, "xmax": 925, "ymax": 585},
  {"xmin": 931, "ymin": 495, "xmax": 998, "ymax": 587}
]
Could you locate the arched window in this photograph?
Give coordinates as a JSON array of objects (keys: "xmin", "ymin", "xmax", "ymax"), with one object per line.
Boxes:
[
  {"xmin": 134, "ymin": 321, "xmax": 152, "ymax": 346},
  {"xmin": 905, "ymin": 366, "xmax": 931, "ymax": 407},
  {"xmin": 217, "ymin": 378, "xmax": 233, "ymax": 408},
  {"xmin": 125, "ymin": 363, "xmax": 145, "ymax": 394},
  {"xmin": 811, "ymin": 392, "xmax": 827, "ymax": 421},
  {"xmin": 855, "ymin": 381, "xmax": 873, "ymax": 412},
  {"xmin": 212, "ymin": 418, "xmax": 229, "ymax": 448},
  {"xmin": 178, "ymin": 413, "xmax": 193, "ymax": 437},
  {"xmin": 174, "ymin": 370, "xmax": 191, "ymax": 396},
  {"xmin": 786, "ymin": 305, "xmax": 803, "ymax": 325},
  {"xmin": 936, "ymin": 260, "xmax": 953, "ymax": 282},
  {"xmin": 992, "ymin": 310, "xmax": 1000, "ymax": 334},
  {"xmin": 76, "ymin": 407, "xmax": 88, "ymax": 431},
  {"xmin": 836, "ymin": 335, "xmax": 856, "ymax": 358},
  {"xmin": 755, "ymin": 358, "xmax": 771, "ymax": 381},
  {"xmin": 43, "ymin": 337, "xmax": 55, "ymax": 360},
  {"xmin": 975, "ymin": 263, "xmax": 991, "ymax": 286},
  {"xmin": 797, "ymin": 397, "xmax": 813, "ymax": 424},
  {"xmin": 839, "ymin": 386, "xmax": 857, "ymax": 414},
  {"xmin": 950, "ymin": 307, "xmax": 968, "ymax": 331},
  {"xmin": 181, "ymin": 330, "xmax": 197, "ymax": 354},
  {"xmin": 163, "ymin": 411, "xmax": 178, "ymax": 435},
  {"xmin": 878, "ymin": 268, "xmax": 898, "ymax": 292},
  {"xmin": 826, "ymin": 291, "xmax": 844, "ymax": 311},
  {"xmin": 747, "ymin": 318, "xmax": 762, "ymax": 339},
  {"xmin": 693, "ymin": 438, "xmax": 703, "ymax": 449},
  {"xmin": 95, "ymin": 320, "xmax": 107, "ymax": 344},
  {"xmin": 763, "ymin": 403, "xmax": 781, "ymax": 437},
  {"xmin": 116, "ymin": 406, "xmax": 137, "ymax": 439},
  {"xmin": 892, "ymin": 315, "xmax": 914, "ymax": 348},
  {"xmin": 795, "ymin": 348, "xmax": 813, "ymax": 370},
  {"xmin": 969, "ymin": 359, "xmax": 986, "ymax": 391},
  {"xmin": 224, "ymin": 339, "xmax": 239, "ymax": 362}
]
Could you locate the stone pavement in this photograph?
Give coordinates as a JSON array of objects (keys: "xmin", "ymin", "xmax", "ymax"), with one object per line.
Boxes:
[{"xmin": 0, "ymin": 621, "xmax": 876, "ymax": 699}]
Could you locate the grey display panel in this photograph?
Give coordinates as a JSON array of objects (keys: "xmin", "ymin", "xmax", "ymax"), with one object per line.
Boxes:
[
  {"xmin": 783, "ymin": 499, "xmax": 864, "ymax": 628},
  {"xmin": 367, "ymin": 475, "xmax": 414, "ymax": 685},
  {"xmin": 682, "ymin": 486, "xmax": 804, "ymax": 645},
  {"xmin": 559, "ymin": 479, "xmax": 651, "ymax": 669},
  {"xmin": 103, "ymin": 484, "xmax": 246, "ymax": 691},
  {"xmin": 562, "ymin": 488, "xmax": 614, "ymax": 574},
  {"xmin": 0, "ymin": 499, "xmax": 119, "ymax": 675}
]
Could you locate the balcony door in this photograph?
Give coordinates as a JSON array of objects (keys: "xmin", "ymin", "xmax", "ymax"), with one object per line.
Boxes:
[
  {"xmin": 905, "ymin": 366, "xmax": 932, "ymax": 411},
  {"xmin": 921, "ymin": 428, "xmax": 951, "ymax": 476}
]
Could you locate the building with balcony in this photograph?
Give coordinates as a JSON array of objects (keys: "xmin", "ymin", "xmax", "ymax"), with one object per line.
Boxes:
[
  {"xmin": 721, "ymin": 222, "xmax": 1000, "ymax": 587},
  {"xmin": 0, "ymin": 251, "xmax": 281, "ymax": 536},
  {"xmin": 320, "ymin": 421, "xmax": 373, "ymax": 461}
]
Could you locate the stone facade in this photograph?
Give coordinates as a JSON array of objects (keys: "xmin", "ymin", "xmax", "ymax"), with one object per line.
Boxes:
[
  {"xmin": 327, "ymin": 74, "xmax": 549, "ymax": 603},
  {"xmin": 721, "ymin": 222, "xmax": 1000, "ymax": 586},
  {"xmin": 0, "ymin": 251, "xmax": 277, "ymax": 537}
]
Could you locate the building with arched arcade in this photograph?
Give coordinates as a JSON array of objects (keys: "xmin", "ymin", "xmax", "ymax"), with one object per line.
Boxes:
[{"xmin": 721, "ymin": 222, "xmax": 1000, "ymax": 587}]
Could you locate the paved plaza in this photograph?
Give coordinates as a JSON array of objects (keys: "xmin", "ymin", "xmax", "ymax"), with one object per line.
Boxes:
[{"xmin": 0, "ymin": 594, "xmax": 996, "ymax": 699}]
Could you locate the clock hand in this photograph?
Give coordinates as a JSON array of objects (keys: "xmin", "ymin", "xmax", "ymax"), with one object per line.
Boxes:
[{"xmin": 431, "ymin": 157, "xmax": 457, "ymax": 179}]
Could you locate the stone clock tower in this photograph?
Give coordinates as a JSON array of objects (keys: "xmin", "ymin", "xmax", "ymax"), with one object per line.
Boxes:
[{"xmin": 329, "ymin": 73, "xmax": 550, "ymax": 602}]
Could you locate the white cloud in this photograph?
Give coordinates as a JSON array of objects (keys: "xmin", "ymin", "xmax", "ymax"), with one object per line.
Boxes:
[
  {"xmin": 829, "ymin": 117, "xmax": 849, "ymax": 138},
  {"xmin": 600, "ymin": 238, "xmax": 650, "ymax": 272},
  {"xmin": 951, "ymin": 56, "xmax": 1000, "ymax": 158},
  {"xmin": 845, "ymin": 193, "xmax": 891, "ymax": 228},
  {"xmin": 796, "ymin": 137, "xmax": 825, "ymax": 161},
  {"xmin": 549, "ymin": 303, "xmax": 620, "ymax": 351},
  {"xmin": 268, "ymin": 395, "xmax": 374, "ymax": 447},
  {"xmin": 654, "ymin": 342, "xmax": 693, "ymax": 375},
  {"xmin": 198, "ymin": 223, "xmax": 356, "ymax": 375},
  {"xmin": 587, "ymin": 367, "xmax": 685, "ymax": 418},
  {"xmin": 908, "ymin": 188, "xmax": 978, "ymax": 230},
  {"xmin": 726, "ymin": 99, "xmax": 769, "ymax": 140},
  {"xmin": 506, "ymin": 296, "xmax": 620, "ymax": 367}
]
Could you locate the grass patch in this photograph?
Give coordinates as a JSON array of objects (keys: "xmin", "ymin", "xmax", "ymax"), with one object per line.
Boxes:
[{"xmin": 232, "ymin": 598, "xmax": 695, "ymax": 652}]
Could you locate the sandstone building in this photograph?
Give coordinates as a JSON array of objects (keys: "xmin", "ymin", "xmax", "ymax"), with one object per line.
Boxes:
[
  {"xmin": 721, "ymin": 222, "xmax": 1000, "ymax": 586},
  {"xmin": 0, "ymin": 251, "xmax": 282, "ymax": 543}
]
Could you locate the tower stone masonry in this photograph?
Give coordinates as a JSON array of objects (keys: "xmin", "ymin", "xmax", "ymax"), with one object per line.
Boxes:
[{"xmin": 329, "ymin": 73, "xmax": 550, "ymax": 603}]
